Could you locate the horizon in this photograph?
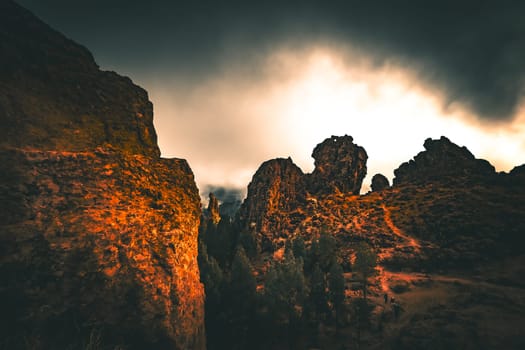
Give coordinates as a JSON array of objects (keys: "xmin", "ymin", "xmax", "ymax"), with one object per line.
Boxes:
[{"xmin": 16, "ymin": 0, "xmax": 525, "ymax": 201}]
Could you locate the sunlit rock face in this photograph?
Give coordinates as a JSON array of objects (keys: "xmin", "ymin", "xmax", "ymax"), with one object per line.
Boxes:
[
  {"xmin": 238, "ymin": 157, "xmax": 305, "ymax": 249},
  {"xmin": 371, "ymin": 173, "xmax": 390, "ymax": 192},
  {"xmin": 0, "ymin": 2, "xmax": 205, "ymax": 349},
  {"xmin": 206, "ymin": 193, "xmax": 221, "ymax": 225},
  {"xmin": 393, "ymin": 136, "xmax": 495, "ymax": 185},
  {"xmin": 308, "ymin": 135, "xmax": 368, "ymax": 195},
  {"xmin": 239, "ymin": 136, "xmax": 368, "ymax": 250}
]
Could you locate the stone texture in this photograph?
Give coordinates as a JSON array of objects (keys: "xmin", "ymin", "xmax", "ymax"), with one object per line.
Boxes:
[
  {"xmin": 308, "ymin": 135, "xmax": 368, "ymax": 195},
  {"xmin": 238, "ymin": 157, "xmax": 304, "ymax": 249},
  {"xmin": 393, "ymin": 136, "xmax": 495, "ymax": 185},
  {"xmin": 207, "ymin": 193, "xmax": 221, "ymax": 225},
  {"xmin": 0, "ymin": 2, "xmax": 204, "ymax": 348},
  {"xmin": 371, "ymin": 173, "xmax": 390, "ymax": 192}
]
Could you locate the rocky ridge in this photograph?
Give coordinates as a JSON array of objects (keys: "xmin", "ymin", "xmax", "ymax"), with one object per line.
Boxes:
[
  {"xmin": 0, "ymin": 2, "xmax": 204, "ymax": 349},
  {"xmin": 238, "ymin": 135, "xmax": 368, "ymax": 249},
  {"xmin": 239, "ymin": 135, "xmax": 525, "ymax": 265}
]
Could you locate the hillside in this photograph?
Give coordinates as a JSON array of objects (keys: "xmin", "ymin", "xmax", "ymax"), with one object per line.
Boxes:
[{"xmin": 201, "ymin": 135, "xmax": 525, "ymax": 349}]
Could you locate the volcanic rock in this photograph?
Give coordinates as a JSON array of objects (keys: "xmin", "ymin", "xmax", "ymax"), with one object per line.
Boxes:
[
  {"xmin": 0, "ymin": 2, "xmax": 204, "ymax": 349},
  {"xmin": 371, "ymin": 173, "xmax": 390, "ymax": 192},
  {"xmin": 393, "ymin": 136, "xmax": 495, "ymax": 185},
  {"xmin": 308, "ymin": 135, "xmax": 368, "ymax": 195}
]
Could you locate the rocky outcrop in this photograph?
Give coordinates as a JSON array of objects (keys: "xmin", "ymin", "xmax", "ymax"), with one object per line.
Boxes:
[
  {"xmin": 393, "ymin": 136, "xmax": 495, "ymax": 185},
  {"xmin": 207, "ymin": 193, "xmax": 221, "ymax": 225},
  {"xmin": 371, "ymin": 173, "xmax": 390, "ymax": 192},
  {"xmin": 238, "ymin": 157, "xmax": 304, "ymax": 248},
  {"xmin": 238, "ymin": 136, "xmax": 368, "ymax": 249},
  {"xmin": 508, "ymin": 164, "xmax": 525, "ymax": 185},
  {"xmin": 308, "ymin": 135, "xmax": 368, "ymax": 195},
  {"xmin": 0, "ymin": 2, "xmax": 204, "ymax": 349}
]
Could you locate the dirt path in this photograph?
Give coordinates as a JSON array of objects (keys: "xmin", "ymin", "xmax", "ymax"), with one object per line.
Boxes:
[{"xmin": 381, "ymin": 203, "xmax": 421, "ymax": 252}]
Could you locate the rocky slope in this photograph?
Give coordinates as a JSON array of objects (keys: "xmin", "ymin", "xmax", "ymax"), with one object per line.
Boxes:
[
  {"xmin": 234, "ymin": 135, "xmax": 525, "ymax": 349},
  {"xmin": 239, "ymin": 135, "xmax": 525, "ymax": 267},
  {"xmin": 0, "ymin": 2, "xmax": 204, "ymax": 349}
]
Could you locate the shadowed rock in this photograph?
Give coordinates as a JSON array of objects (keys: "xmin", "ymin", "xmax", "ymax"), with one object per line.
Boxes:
[
  {"xmin": 371, "ymin": 173, "xmax": 390, "ymax": 192},
  {"xmin": 308, "ymin": 135, "xmax": 368, "ymax": 195},
  {"xmin": 393, "ymin": 136, "xmax": 495, "ymax": 185}
]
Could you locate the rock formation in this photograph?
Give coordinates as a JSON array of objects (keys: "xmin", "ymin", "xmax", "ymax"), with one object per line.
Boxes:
[
  {"xmin": 238, "ymin": 136, "xmax": 368, "ymax": 250},
  {"xmin": 308, "ymin": 135, "xmax": 368, "ymax": 195},
  {"xmin": 207, "ymin": 193, "xmax": 221, "ymax": 225},
  {"xmin": 238, "ymin": 157, "xmax": 304, "ymax": 248},
  {"xmin": 371, "ymin": 173, "xmax": 390, "ymax": 192},
  {"xmin": 393, "ymin": 136, "xmax": 495, "ymax": 185},
  {"xmin": 0, "ymin": 2, "xmax": 204, "ymax": 349},
  {"xmin": 509, "ymin": 164, "xmax": 525, "ymax": 185}
]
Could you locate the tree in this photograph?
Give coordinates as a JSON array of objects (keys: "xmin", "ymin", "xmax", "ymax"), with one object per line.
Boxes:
[
  {"xmin": 264, "ymin": 251, "xmax": 307, "ymax": 348},
  {"xmin": 292, "ymin": 236, "xmax": 306, "ymax": 261},
  {"xmin": 351, "ymin": 298, "xmax": 371, "ymax": 349},
  {"xmin": 318, "ymin": 232, "xmax": 337, "ymax": 272},
  {"xmin": 309, "ymin": 263, "xmax": 328, "ymax": 320},
  {"xmin": 353, "ymin": 242, "xmax": 377, "ymax": 301},
  {"xmin": 230, "ymin": 246, "xmax": 256, "ymax": 314},
  {"xmin": 228, "ymin": 246, "xmax": 257, "ymax": 348},
  {"xmin": 305, "ymin": 232, "xmax": 337, "ymax": 273},
  {"xmin": 328, "ymin": 262, "xmax": 345, "ymax": 331}
]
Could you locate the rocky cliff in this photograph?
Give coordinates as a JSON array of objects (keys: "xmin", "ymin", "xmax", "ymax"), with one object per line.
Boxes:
[
  {"xmin": 238, "ymin": 157, "xmax": 305, "ymax": 249},
  {"xmin": 393, "ymin": 136, "xmax": 495, "ymax": 185},
  {"xmin": 238, "ymin": 135, "xmax": 525, "ymax": 267},
  {"xmin": 0, "ymin": 2, "xmax": 204, "ymax": 349},
  {"xmin": 238, "ymin": 136, "xmax": 368, "ymax": 250},
  {"xmin": 308, "ymin": 135, "xmax": 368, "ymax": 195}
]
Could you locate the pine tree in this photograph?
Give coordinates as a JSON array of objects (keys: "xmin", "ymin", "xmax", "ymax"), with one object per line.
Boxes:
[
  {"xmin": 353, "ymin": 242, "xmax": 377, "ymax": 301},
  {"xmin": 309, "ymin": 263, "xmax": 328, "ymax": 320},
  {"xmin": 229, "ymin": 246, "xmax": 257, "ymax": 348},
  {"xmin": 328, "ymin": 262, "xmax": 345, "ymax": 329},
  {"xmin": 292, "ymin": 235, "xmax": 306, "ymax": 261}
]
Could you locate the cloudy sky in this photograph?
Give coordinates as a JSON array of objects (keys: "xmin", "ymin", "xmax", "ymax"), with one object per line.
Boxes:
[{"xmin": 18, "ymin": 0, "xmax": 525, "ymax": 198}]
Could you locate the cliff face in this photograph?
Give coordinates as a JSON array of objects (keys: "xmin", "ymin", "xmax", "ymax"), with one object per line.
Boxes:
[
  {"xmin": 238, "ymin": 136, "xmax": 367, "ymax": 250},
  {"xmin": 238, "ymin": 134, "xmax": 525, "ymax": 267},
  {"xmin": 238, "ymin": 157, "xmax": 304, "ymax": 248},
  {"xmin": 0, "ymin": 2, "xmax": 204, "ymax": 349}
]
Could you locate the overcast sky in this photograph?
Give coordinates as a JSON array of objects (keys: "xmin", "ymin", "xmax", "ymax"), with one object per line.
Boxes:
[{"xmin": 17, "ymin": 0, "xmax": 525, "ymax": 199}]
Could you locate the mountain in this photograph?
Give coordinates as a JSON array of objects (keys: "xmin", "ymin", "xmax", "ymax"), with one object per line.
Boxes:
[
  {"xmin": 0, "ymin": 1, "xmax": 204, "ymax": 348},
  {"xmin": 227, "ymin": 134, "xmax": 525, "ymax": 349}
]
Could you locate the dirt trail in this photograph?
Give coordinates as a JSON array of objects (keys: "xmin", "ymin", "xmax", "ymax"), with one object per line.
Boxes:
[{"xmin": 381, "ymin": 203, "xmax": 421, "ymax": 252}]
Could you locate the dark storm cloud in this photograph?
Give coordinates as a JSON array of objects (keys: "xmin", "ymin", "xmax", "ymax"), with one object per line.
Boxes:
[{"xmin": 17, "ymin": 0, "xmax": 525, "ymax": 120}]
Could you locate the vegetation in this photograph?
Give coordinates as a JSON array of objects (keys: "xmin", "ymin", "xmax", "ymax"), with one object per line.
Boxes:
[{"xmin": 353, "ymin": 242, "xmax": 378, "ymax": 300}]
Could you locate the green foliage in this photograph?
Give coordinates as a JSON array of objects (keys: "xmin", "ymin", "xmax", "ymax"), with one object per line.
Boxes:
[
  {"xmin": 328, "ymin": 262, "xmax": 346, "ymax": 327},
  {"xmin": 328, "ymin": 262, "xmax": 345, "ymax": 309},
  {"xmin": 230, "ymin": 246, "xmax": 256, "ymax": 301},
  {"xmin": 238, "ymin": 230, "xmax": 258, "ymax": 258},
  {"xmin": 306, "ymin": 232, "xmax": 337, "ymax": 273},
  {"xmin": 308, "ymin": 263, "xmax": 328, "ymax": 320},
  {"xmin": 292, "ymin": 235, "xmax": 306, "ymax": 260},
  {"xmin": 264, "ymin": 251, "xmax": 307, "ymax": 323},
  {"xmin": 353, "ymin": 242, "xmax": 378, "ymax": 300}
]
